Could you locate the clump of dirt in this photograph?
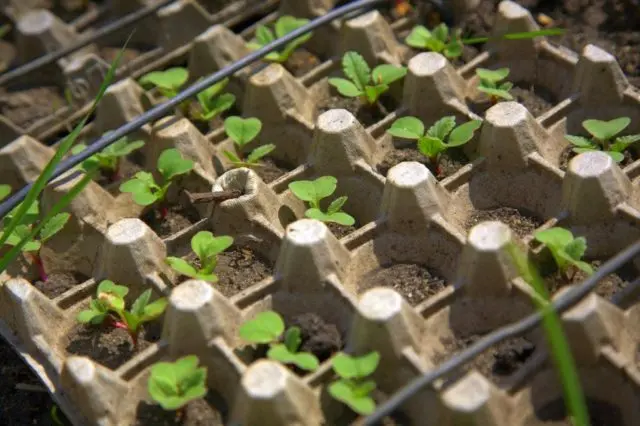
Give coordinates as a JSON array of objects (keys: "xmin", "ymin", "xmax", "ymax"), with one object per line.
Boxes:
[
  {"xmin": 465, "ymin": 207, "xmax": 544, "ymax": 238},
  {"xmin": 65, "ymin": 319, "xmax": 162, "ymax": 370},
  {"xmin": 34, "ymin": 271, "xmax": 88, "ymax": 299},
  {"xmin": 377, "ymin": 146, "xmax": 468, "ymax": 179},
  {"xmin": 141, "ymin": 203, "xmax": 201, "ymax": 239},
  {"xmin": 360, "ymin": 263, "xmax": 448, "ymax": 306},
  {"xmin": 326, "ymin": 221, "xmax": 357, "ymax": 239},
  {"xmin": 289, "ymin": 313, "xmax": 342, "ymax": 362}
]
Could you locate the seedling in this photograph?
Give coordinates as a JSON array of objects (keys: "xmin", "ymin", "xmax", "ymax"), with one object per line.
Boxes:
[
  {"xmin": 328, "ymin": 351, "xmax": 380, "ymax": 415},
  {"xmin": 565, "ymin": 117, "xmax": 640, "ymax": 163},
  {"xmin": 139, "ymin": 67, "xmax": 188, "ymax": 99},
  {"xmin": 71, "ymin": 136, "xmax": 145, "ymax": 181},
  {"xmin": 222, "ymin": 116, "xmax": 275, "ymax": 168},
  {"xmin": 476, "ymin": 68, "xmax": 513, "ymax": 103},
  {"xmin": 165, "ymin": 231, "xmax": 233, "ymax": 282},
  {"xmin": 77, "ymin": 280, "xmax": 167, "ymax": 346},
  {"xmin": 148, "ymin": 355, "xmax": 208, "ymax": 412},
  {"xmin": 239, "ymin": 311, "xmax": 319, "ymax": 371},
  {"xmin": 288, "ymin": 176, "xmax": 355, "ymax": 226},
  {"xmin": 387, "ymin": 116, "xmax": 481, "ymax": 175},
  {"xmin": 405, "ymin": 23, "xmax": 462, "ymax": 58},
  {"xmin": 247, "ymin": 16, "xmax": 312, "ymax": 63},
  {"xmin": 1, "ymin": 201, "xmax": 69, "ymax": 282},
  {"xmin": 119, "ymin": 148, "xmax": 193, "ymax": 217},
  {"xmin": 193, "ymin": 78, "xmax": 236, "ymax": 122},
  {"xmin": 534, "ymin": 227, "xmax": 593, "ymax": 281},
  {"xmin": 329, "ymin": 51, "xmax": 407, "ymax": 106},
  {"xmin": 0, "ymin": 185, "xmax": 9, "ymax": 202}
]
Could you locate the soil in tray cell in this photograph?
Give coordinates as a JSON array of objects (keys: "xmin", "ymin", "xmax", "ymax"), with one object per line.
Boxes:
[
  {"xmin": 377, "ymin": 146, "xmax": 469, "ymax": 180},
  {"xmin": 135, "ymin": 392, "xmax": 227, "ymax": 426},
  {"xmin": 0, "ymin": 86, "xmax": 65, "ymax": 130},
  {"xmin": 182, "ymin": 246, "xmax": 274, "ymax": 297},
  {"xmin": 542, "ymin": 259, "xmax": 629, "ymax": 300},
  {"xmin": 526, "ymin": 398, "xmax": 623, "ymax": 426},
  {"xmin": 465, "ymin": 207, "xmax": 544, "ymax": 238},
  {"xmin": 359, "ymin": 263, "xmax": 448, "ymax": 306},
  {"xmin": 34, "ymin": 271, "xmax": 89, "ymax": 299},
  {"xmin": 0, "ymin": 337, "xmax": 70, "ymax": 425},
  {"xmin": 436, "ymin": 335, "xmax": 536, "ymax": 386},
  {"xmin": 326, "ymin": 221, "xmax": 358, "ymax": 239},
  {"xmin": 65, "ymin": 319, "xmax": 162, "ymax": 370},
  {"xmin": 317, "ymin": 89, "xmax": 398, "ymax": 128},
  {"xmin": 141, "ymin": 203, "xmax": 201, "ymax": 239}
]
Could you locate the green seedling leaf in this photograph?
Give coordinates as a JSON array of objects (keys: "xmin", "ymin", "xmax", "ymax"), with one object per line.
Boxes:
[
  {"xmin": 328, "ymin": 380, "xmax": 376, "ymax": 415},
  {"xmin": 239, "ymin": 311, "xmax": 285, "ymax": 344},
  {"xmin": 427, "ymin": 116, "xmax": 456, "ymax": 140},
  {"xmin": 583, "ymin": 117, "xmax": 630, "ymax": 141},
  {"xmin": 196, "ymin": 78, "xmax": 236, "ymax": 121},
  {"xmin": 327, "ymin": 78, "xmax": 363, "ymax": 97},
  {"xmin": 0, "ymin": 185, "xmax": 11, "ymax": 202},
  {"xmin": 611, "ymin": 134, "xmax": 640, "ymax": 153},
  {"xmin": 289, "ymin": 176, "xmax": 337, "ymax": 207},
  {"xmin": 166, "ymin": 231, "xmax": 232, "ymax": 282},
  {"xmin": 246, "ymin": 144, "xmax": 276, "ymax": 164},
  {"xmin": 566, "ymin": 117, "xmax": 640, "ymax": 161},
  {"xmin": 148, "ymin": 355, "xmax": 208, "ymax": 411},
  {"xmin": 267, "ymin": 344, "xmax": 319, "ymax": 371},
  {"xmin": 158, "ymin": 148, "xmax": 194, "ymax": 181},
  {"xmin": 327, "ymin": 196, "xmax": 348, "ymax": 215},
  {"xmin": 565, "ymin": 135, "xmax": 594, "ymax": 148},
  {"xmin": 223, "ymin": 150, "xmax": 243, "ymax": 164},
  {"xmin": 139, "ymin": 68, "xmax": 188, "ymax": 97},
  {"xmin": 432, "ymin": 22, "xmax": 448, "ymax": 42},
  {"xmin": 165, "ymin": 257, "xmax": 200, "ymax": 278},
  {"xmin": 476, "ymin": 67, "xmax": 510, "ymax": 82},
  {"xmin": 3, "ymin": 225, "xmax": 41, "ymax": 252},
  {"xmin": 405, "ymin": 25, "xmax": 433, "ymax": 48},
  {"xmin": 224, "ymin": 117, "xmax": 262, "ymax": 146},
  {"xmin": 418, "ymin": 136, "xmax": 447, "ymax": 160},
  {"xmin": 534, "ymin": 227, "xmax": 594, "ymax": 276},
  {"xmin": 306, "ymin": 208, "xmax": 356, "ymax": 226},
  {"xmin": 77, "ymin": 299, "xmax": 109, "ymax": 325},
  {"xmin": 371, "ymin": 64, "xmax": 407, "ymax": 86},
  {"xmin": 448, "ymin": 119, "xmax": 482, "ymax": 146},
  {"xmin": 39, "ymin": 213, "xmax": 70, "ymax": 242},
  {"xmin": 477, "ymin": 86, "xmax": 514, "ymax": 101},
  {"xmin": 343, "ymin": 51, "xmax": 370, "ymax": 91},
  {"xmin": 248, "ymin": 16, "xmax": 311, "ymax": 63},
  {"xmin": 119, "ymin": 172, "xmax": 159, "ymax": 206},
  {"xmin": 386, "ymin": 116, "xmax": 424, "ymax": 139},
  {"xmin": 284, "ymin": 327, "xmax": 301, "ymax": 353},
  {"xmin": 332, "ymin": 351, "xmax": 380, "ymax": 380}
]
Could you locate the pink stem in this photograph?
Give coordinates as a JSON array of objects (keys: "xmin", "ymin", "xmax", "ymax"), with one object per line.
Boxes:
[
  {"xmin": 31, "ymin": 253, "xmax": 48, "ymax": 282},
  {"xmin": 160, "ymin": 206, "xmax": 168, "ymax": 220}
]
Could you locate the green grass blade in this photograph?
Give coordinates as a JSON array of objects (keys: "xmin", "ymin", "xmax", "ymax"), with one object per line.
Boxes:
[
  {"xmin": 0, "ymin": 37, "xmax": 130, "ymax": 250},
  {"xmin": 505, "ymin": 243, "xmax": 589, "ymax": 426},
  {"xmin": 0, "ymin": 173, "xmax": 93, "ymax": 273},
  {"xmin": 462, "ymin": 28, "xmax": 565, "ymax": 45}
]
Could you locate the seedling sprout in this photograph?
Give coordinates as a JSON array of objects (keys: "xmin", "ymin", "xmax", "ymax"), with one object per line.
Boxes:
[
  {"xmin": 165, "ymin": 231, "xmax": 233, "ymax": 282},
  {"xmin": 77, "ymin": 280, "xmax": 167, "ymax": 346},
  {"xmin": 239, "ymin": 311, "xmax": 320, "ymax": 371},
  {"xmin": 534, "ymin": 227, "xmax": 593, "ymax": 281},
  {"xmin": 476, "ymin": 68, "xmax": 513, "ymax": 103},
  {"xmin": 405, "ymin": 23, "xmax": 462, "ymax": 58},
  {"xmin": 329, "ymin": 51, "xmax": 407, "ymax": 106},
  {"xmin": 1, "ymin": 201, "xmax": 69, "ymax": 282},
  {"xmin": 288, "ymin": 176, "xmax": 355, "ymax": 226},
  {"xmin": 565, "ymin": 117, "xmax": 640, "ymax": 163},
  {"xmin": 387, "ymin": 116, "xmax": 481, "ymax": 176},
  {"xmin": 139, "ymin": 67, "xmax": 189, "ymax": 99},
  {"xmin": 328, "ymin": 351, "xmax": 380, "ymax": 415},
  {"xmin": 148, "ymin": 355, "xmax": 208, "ymax": 412},
  {"xmin": 119, "ymin": 148, "xmax": 194, "ymax": 217},
  {"xmin": 72, "ymin": 135, "xmax": 145, "ymax": 181},
  {"xmin": 193, "ymin": 78, "xmax": 236, "ymax": 122},
  {"xmin": 223, "ymin": 116, "xmax": 276, "ymax": 168},
  {"xmin": 248, "ymin": 16, "xmax": 312, "ymax": 63}
]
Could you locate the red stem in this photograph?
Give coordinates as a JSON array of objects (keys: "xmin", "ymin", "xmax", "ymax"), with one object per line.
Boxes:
[
  {"xmin": 108, "ymin": 316, "xmax": 138, "ymax": 347},
  {"xmin": 31, "ymin": 253, "xmax": 48, "ymax": 282},
  {"xmin": 159, "ymin": 206, "xmax": 168, "ymax": 220}
]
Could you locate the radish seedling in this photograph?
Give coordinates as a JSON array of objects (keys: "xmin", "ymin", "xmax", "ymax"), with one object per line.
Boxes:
[
  {"xmin": 387, "ymin": 116, "xmax": 481, "ymax": 176},
  {"xmin": 565, "ymin": 117, "xmax": 640, "ymax": 163},
  {"xmin": 148, "ymin": 355, "xmax": 208, "ymax": 412},
  {"xmin": 289, "ymin": 176, "xmax": 355, "ymax": 226},
  {"xmin": 77, "ymin": 280, "xmax": 167, "ymax": 347},
  {"xmin": 193, "ymin": 78, "xmax": 236, "ymax": 122},
  {"xmin": 71, "ymin": 135, "xmax": 145, "ymax": 181},
  {"xmin": 329, "ymin": 51, "xmax": 407, "ymax": 106},
  {"xmin": 1, "ymin": 201, "xmax": 69, "ymax": 282},
  {"xmin": 328, "ymin": 351, "xmax": 380, "ymax": 415},
  {"xmin": 139, "ymin": 67, "xmax": 189, "ymax": 99},
  {"xmin": 119, "ymin": 148, "xmax": 193, "ymax": 217},
  {"xmin": 239, "ymin": 311, "xmax": 319, "ymax": 372},
  {"xmin": 405, "ymin": 23, "xmax": 463, "ymax": 58},
  {"xmin": 223, "ymin": 116, "xmax": 275, "ymax": 168},
  {"xmin": 534, "ymin": 227, "xmax": 593, "ymax": 281},
  {"xmin": 247, "ymin": 16, "xmax": 312, "ymax": 63},
  {"xmin": 476, "ymin": 68, "xmax": 513, "ymax": 103},
  {"xmin": 165, "ymin": 231, "xmax": 233, "ymax": 282}
]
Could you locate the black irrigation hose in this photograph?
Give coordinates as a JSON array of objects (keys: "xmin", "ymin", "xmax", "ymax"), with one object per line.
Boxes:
[
  {"xmin": 364, "ymin": 238, "xmax": 640, "ymax": 425},
  {"xmin": 0, "ymin": 0, "xmax": 387, "ymax": 218},
  {"xmin": 0, "ymin": 0, "xmax": 176, "ymax": 86}
]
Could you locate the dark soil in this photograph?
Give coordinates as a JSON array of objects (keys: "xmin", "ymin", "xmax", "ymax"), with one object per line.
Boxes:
[
  {"xmin": 360, "ymin": 263, "xmax": 448, "ymax": 306},
  {"xmin": 33, "ymin": 271, "xmax": 88, "ymax": 299},
  {"xmin": 97, "ymin": 159, "xmax": 144, "ymax": 195},
  {"xmin": 65, "ymin": 319, "xmax": 162, "ymax": 370},
  {"xmin": 184, "ymin": 246, "xmax": 274, "ymax": 297},
  {"xmin": 317, "ymin": 90, "xmax": 397, "ymax": 128},
  {"xmin": 542, "ymin": 260, "xmax": 627, "ymax": 299},
  {"xmin": 284, "ymin": 49, "xmax": 322, "ymax": 77},
  {"xmin": 289, "ymin": 312, "xmax": 343, "ymax": 362},
  {"xmin": 436, "ymin": 335, "xmax": 536, "ymax": 386},
  {"xmin": 0, "ymin": 337, "xmax": 70, "ymax": 425},
  {"xmin": 465, "ymin": 207, "xmax": 544, "ymax": 238},
  {"xmin": 141, "ymin": 203, "xmax": 201, "ymax": 239},
  {"xmin": 247, "ymin": 157, "xmax": 290, "ymax": 184},
  {"xmin": 0, "ymin": 86, "xmax": 64, "ymax": 130},
  {"xmin": 559, "ymin": 145, "xmax": 636, "ymax": 171},
  {"xmin": 454, "ymin": 0, "xmax": 640, "ymax": 86},
  {"xmin": 526, "ymin": 398, "xmax": 623, "ymax": 426},
  {"xmin": 134, "ymin": 393, "xmax": 226, "ymax": 426},
  {"xmin": 326, "ymin": 221, "xmax": 357, "ymax": 239},
  {"xmin": 376, "ymin": 146, "xmax": 468, "ymax": 179}
]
